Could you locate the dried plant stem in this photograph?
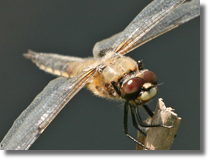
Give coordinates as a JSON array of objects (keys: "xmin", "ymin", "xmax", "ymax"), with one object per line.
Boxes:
[{"xmin": 136, "ymin": 98, "xmax": 181, "ymax": 150}]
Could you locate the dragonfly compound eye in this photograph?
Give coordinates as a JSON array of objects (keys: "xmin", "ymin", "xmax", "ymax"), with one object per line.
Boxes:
[
  {"xmin": 121, "ymin": 77, "xmax": 144, "ymax": 100},
  {"xmin": 143, "ymin": 71, "xmax": 157, "ymax": 84}
]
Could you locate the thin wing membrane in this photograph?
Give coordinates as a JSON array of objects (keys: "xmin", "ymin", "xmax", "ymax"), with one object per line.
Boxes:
[
  {"xmin": 119, "ymin": 0, "xmax": 200, "ymax": 54},
  {"xmin": 93, "ymin": 0, "xmax": 199, "ymax": 57},
  {"xmin": 0, "ymin": 68, "xmax": 96, "ymax": 150},
  {"xmin": 93, "ymin": 0, "xmax": 200, "ymax": 57},
  {"xmin": 93, "ymin": 32, "xmax": 121, "ymax": 58},
  {"xmin": 112, "ymin": 0, "xmax": 186, "ymax": 54}
]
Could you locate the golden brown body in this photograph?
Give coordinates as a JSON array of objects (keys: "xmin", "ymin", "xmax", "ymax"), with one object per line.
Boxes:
[{"xmin": 25, "ymin": 50, "xmax": 143, "ymax": 100}]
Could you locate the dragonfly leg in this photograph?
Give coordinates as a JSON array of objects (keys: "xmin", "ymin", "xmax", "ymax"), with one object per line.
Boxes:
[
  {"xmin": 130, "ymin": 104, "xmax": 147, "ymax": 136},
  {"xmin": 123, "ymin": 101, "xmax": 150, "ymax": 150},
  {"xmin": 132, "ymin": 104, "xmax": 172, "ymax": 128},
  {"xmin": 143, "ymin": 105, "xmax": 154, "ymax": 118},
  {"xmin": 111, "ymin": 81, "xmax": 121, "ymax": 96}
]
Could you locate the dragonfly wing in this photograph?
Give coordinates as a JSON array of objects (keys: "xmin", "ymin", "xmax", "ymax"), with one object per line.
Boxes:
[
  {"xmin": 0, "ymin": 68, "xmax": 96, "ymax": 150},
  {"xmin": 93, "ymin": 32, "xmax": 121, "ymax": 58},
  {"xmin": 117, "ymin": 0, "xmax": 200, "ymax": 54},
  {"xmin": 112, "ymin": 0, "xmax": 186, "ymax": 55},
  {"xmin": 92, "ymin": 0, "xmax": 189, "ymax": 57}
]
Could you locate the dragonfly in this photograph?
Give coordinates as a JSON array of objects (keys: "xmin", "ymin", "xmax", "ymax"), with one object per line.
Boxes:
[{"xmin": 0, "ymin": 0, "xmax": 200, "ymax": 150}]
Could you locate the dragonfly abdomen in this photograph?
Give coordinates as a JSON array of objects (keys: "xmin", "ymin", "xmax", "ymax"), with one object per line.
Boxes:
[
  {"xmin": 23, "ymin": 50, "xmax": 100, "ymax": 77},
  {"xmin": 24, "ymin": 50, "xmax": 82, "ymax": 77}
]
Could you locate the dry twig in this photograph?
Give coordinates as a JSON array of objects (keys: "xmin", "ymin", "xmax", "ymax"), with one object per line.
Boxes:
[{"xmin": 136, "ymin": 98, "xmax": 181, "ymax": 150}]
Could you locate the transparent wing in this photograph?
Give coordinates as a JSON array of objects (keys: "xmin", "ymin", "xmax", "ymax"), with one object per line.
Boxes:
[
  {"xmin": 123, "ymin": 0, "xmax": 200, "ymax": 54},
  {"xmin": 112, "ymin": 0, "xmax": 186, "ymax": 54},
  {"xmin": 93, "ymin": 0, "xmax": 199, "ymax": 57},
  {"xmin": 0, "ymin": 68, "xmax": 96, "ymax": 150},
  {"xmin": 93, "ymin": 32, "xmax": 121, "ymax": 57},
  {"xmin": 116, "ymin": 0, "xmax": 200, "ymax": 54}
]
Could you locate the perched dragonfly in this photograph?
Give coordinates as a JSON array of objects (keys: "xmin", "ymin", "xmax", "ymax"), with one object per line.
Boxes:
[{"xmin": 0, "ymin": 0, "xmax": 200, "ymax": 150}]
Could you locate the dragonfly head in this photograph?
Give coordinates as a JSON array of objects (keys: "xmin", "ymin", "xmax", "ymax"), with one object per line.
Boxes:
[{"xmin": 121, "ymin": 71, "xmax": 158, "ymax": 105}]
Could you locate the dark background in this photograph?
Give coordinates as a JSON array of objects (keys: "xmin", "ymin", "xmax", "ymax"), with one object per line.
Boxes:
[{"xmin": 0, "ymin": 0, "xmax": 200, "ymax": 150}]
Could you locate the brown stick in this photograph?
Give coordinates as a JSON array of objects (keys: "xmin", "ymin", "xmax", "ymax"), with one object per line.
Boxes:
[{"xmin": 136, "ymin": 98, "xmax": 181, "ymax": 150}]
